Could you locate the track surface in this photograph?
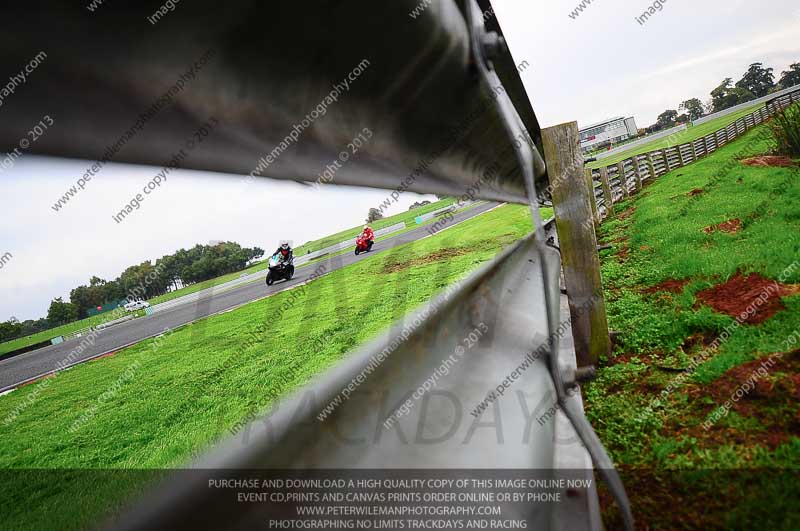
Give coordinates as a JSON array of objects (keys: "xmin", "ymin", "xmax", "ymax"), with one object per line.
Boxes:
[{"xmin": 0, "ymin": 202, "xmax": 498, "ymax": 392}]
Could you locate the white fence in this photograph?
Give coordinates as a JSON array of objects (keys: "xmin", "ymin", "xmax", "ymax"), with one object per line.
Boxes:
[{"xmin": 413, "ymin": 205, "xmax": 458, "ymax": 224}]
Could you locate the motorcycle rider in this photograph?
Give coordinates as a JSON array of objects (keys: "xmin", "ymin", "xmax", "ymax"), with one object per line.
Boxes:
[
  {"xmin": 361, "ymin": 225, "xmax": 375, "ymax": 247},
  {"xmin": 360, "ymin": 225, "xmax": 375, "ymax": 251},
  {"xmin": 273, "ymin": 241, "xmax": 293, "ymax": 263}
]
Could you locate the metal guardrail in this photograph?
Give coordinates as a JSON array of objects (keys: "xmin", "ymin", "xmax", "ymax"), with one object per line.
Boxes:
[{"xmin": 2, "ymin": 1, "xmax": 632, "ymax": 529}]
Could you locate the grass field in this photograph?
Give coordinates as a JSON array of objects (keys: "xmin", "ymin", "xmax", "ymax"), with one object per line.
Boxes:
[
  {"xmin": 586, "ymin": 122, "xmax": 800, "ymax": 528},
  {"xmin": 587, "ymin": 102, "xmax": 765, "ymax": 169},
  {"xmin": 0, "ymin": 203, "xmax": 550, "ymax": 531},
  {"xmin": 0, "ymin": 198, "xmax": 460, "ymax": 357}
]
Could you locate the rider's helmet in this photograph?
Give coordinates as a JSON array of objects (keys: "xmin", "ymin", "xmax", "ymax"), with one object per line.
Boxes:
[
  {"xmin": 363, "ymin": 225, "xmax": 370, "ymax": 231},
  {"xmin": 281, "ymin": 242, "xmax": 289, "ymax": 249}
]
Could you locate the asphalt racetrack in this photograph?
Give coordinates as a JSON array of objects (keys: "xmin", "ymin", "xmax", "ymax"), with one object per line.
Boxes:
[{"xmin": 0, "ymin": 202, "xmax": 499, "ymax": 392}]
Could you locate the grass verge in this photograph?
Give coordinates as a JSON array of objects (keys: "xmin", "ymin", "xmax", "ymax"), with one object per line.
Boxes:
[{"xmin": 586, "ymin": 121, "xmax": 800, "ymax": 529}]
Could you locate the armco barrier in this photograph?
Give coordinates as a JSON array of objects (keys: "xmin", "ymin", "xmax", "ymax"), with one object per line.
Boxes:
[{"xmin": 415, "ymin": 205, "xmax": 457, "ymax": 224}]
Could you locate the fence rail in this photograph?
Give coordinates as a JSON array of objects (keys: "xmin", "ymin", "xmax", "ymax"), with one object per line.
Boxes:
[{"xmin": 589, "ymin": 88, "xmax": 800, "ymax": 219}]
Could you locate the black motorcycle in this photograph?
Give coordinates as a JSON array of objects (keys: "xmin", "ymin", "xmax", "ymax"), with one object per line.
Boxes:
[{"xmin": 266, "ymin": 254, "xmax": 295, "ymax": 285}]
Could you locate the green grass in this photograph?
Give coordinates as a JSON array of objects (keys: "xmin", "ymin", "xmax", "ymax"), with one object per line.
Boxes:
[
  {"xmin": 0, "ymin": 203, "xmax": 549, "ymax": 531},
  {"xmin": 588, "ymin": 102, "xmax": 765, "ymax": 169},
  {"xmin": 585, "ymin": 122, "xmax": 800, "ymax": 528}
]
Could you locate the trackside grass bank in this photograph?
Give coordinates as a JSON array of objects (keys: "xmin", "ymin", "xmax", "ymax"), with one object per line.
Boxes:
[
  {"xmin": 0, "ymin": 203, "xmax": 549, "ymax": 531},
  {"xmin": 586, "ymin": 122, "xmax": 800, "ymax": 528}
]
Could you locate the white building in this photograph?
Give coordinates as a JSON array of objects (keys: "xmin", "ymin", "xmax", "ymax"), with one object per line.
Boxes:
[{"xmin": 579, "ymin": 116, "xmax": 638, "ymax": 153}]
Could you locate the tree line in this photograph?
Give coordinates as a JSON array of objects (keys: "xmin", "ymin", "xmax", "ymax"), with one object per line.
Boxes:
[
  {"xmin": 0, "ymin": 241, "xmax": 264, "ymax": 344},
  {"xmin": 646, "ymin": 60, "xmax": 800, "ymax": 134}
]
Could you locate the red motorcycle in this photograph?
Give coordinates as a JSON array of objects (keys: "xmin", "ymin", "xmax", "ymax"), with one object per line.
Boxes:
[{"xmin": 354, "ymin": 234, "xmax": 374, "ymax": 255}]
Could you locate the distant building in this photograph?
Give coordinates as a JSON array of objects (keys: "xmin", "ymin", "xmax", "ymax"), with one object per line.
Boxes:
[{"xmin": 579, "ymin": 116, "xmax": 638, "ymax": 153}]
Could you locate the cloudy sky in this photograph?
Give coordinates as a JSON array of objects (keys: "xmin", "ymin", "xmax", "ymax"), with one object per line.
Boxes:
[{"xmin": 2, "ymin": 0, "xmax": 799, "ymax": 321}]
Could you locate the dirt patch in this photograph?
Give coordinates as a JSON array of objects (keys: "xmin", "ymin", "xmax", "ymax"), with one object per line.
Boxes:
[
  {"xmin": 382, "ymin": 248, "xmax": 470, "ymax": 273},
  {"xmin": 705, "ymin": 351, "xmax": 800, "ymax": 410},
  {"xmin": 695, "ymin": 272, "xmax": 800, "ymax": 324},
  {"xmin": 644, "ymin": 278, "xmax": 690, "ymax": 294},
  {"xmin": 703, "ymin": 218, "xmax": 741, "ymax": 234},
  {"xmin": 617, "ymin": 207, "xmax": 635, "ymax": 221},
  {"xmin": 741, "ymin": 155, "xmax": 796, "ymax": 168},
  {"xmin": 676, "ymin": 350, "xmax": 800, "ymax": 450},
  {"xmin": 687, "ymin": 188, "xmax": 704, "ymax": 197}
]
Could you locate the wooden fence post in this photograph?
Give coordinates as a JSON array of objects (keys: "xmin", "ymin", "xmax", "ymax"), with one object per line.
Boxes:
[
  {"xmin": 584, "ymin": 168, "xmax": 599, "ymax": 225},
  {"xmin": 599, "ymin": 166, "xmax": 615, "ymax": 217},
  {"xmin": 631, "ymin": 156, "xmax": 643, "ymax": 192},
  {"xmin": 542, "ymin": 122, "xmax": 611, "ymax": 368},
  {"xmin": 646, "ymin": 152, "xmax": 657, "ymax": 180},
  {"xmin": 617, "ymin": 162, "xmax": 629, "ymax": 198}
]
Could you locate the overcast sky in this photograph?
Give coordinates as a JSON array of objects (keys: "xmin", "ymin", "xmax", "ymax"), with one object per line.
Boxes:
[{"xmin": 2, "ymin": 0, "xmax": 799, "ymax": 321}]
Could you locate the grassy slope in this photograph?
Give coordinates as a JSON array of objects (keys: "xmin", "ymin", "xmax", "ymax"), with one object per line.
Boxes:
[
  {"xmin": 587, "ymin": 102, "xmax": 764, "ymax": 169},
  {"xmin": 0, "ymin": 203, "xmax": 549, "ymax": 531},
  {"xmin": 0, "ymin": 198, "xmax": 459, "ymax": 356},
  {"xmin": 586, "ymin": 123, "xmax": 800, "ymax": 528}
]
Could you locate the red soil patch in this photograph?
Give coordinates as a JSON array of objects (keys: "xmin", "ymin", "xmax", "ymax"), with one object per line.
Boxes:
[
  {"xmin": 382, "ymin": 247, "xmax": 470, "ymax": 273},
  {"xmin": 638, "ymin": 245, "xmax": 652, "ymax": 252},
  {"xmin": 644, "ymin": 278, "xmax": 690, "ymax": 294},
  {"xmin": 678, "ymin": 350, "xmax": 800, "ymax": 449},
  {"xmin": 741, "ymin": 155, "xmax": 796, "ymax": 167},
  {"xmin": 706, "ymin": 351, "xmax": 800, "ymax": 409},
  {"xmin": 617, "ymin": 207, "xmax": 635, "ymax": 221},
  {"xmin": 687, "ymin": 188, "xmax": 704, "ymax": 197},
  {"xmin": 703, "ymin": 218, "xmax": 741, "ymax": 234},
  {"xmin": 695, "ymin": 272, "xmax": 800, "ymax": 324}
]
